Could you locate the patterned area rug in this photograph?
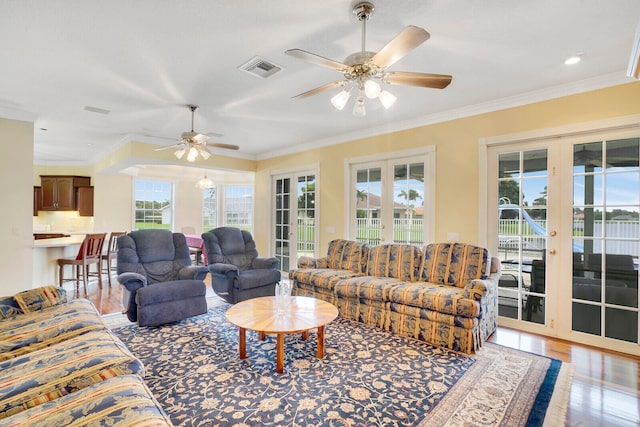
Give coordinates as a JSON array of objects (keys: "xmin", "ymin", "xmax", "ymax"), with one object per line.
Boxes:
[{"xmin": 110, "ymin": 305, "xmax": 572, "ymax": 427}]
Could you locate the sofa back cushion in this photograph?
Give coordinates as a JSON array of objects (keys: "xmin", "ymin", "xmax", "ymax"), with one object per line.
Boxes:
[
  {"xmin": 420, "ymin": 243, "xmax": 490, "ymax": 287},
  {"xmin": 366, "ymin": 244, "xmax": 421, "ymax": 281},
  {"xmin": 326, "ymin": 239, "xmax": 369, "ymax": 272}
]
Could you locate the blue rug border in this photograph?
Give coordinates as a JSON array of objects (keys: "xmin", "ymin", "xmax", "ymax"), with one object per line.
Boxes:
[{"xmin": 525, "ymin": 356, "xmax": 562, "ymax": 426}]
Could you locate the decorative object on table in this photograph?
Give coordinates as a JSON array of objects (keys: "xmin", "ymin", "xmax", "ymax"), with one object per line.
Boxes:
[
  {"xmin": 201, "ymin": 227, "xmax": 281, "ymax": 304},
  {"xmin": 274, "ymin": 281, "xmax": 292, "ymax": 314},
  {"xmin": 286, "ymin": 2, "xmax": 452, "ymax": 117},
  {"xmin": 57, "ymin": 233, "xmax": 107, "ymax": 294},
  {"xmin": 111, "ymin": 304, "xmax": 572, "ymax": 426},
  {"xmin": 116, "ymin": 230, "xmax": 209, "ymax": 326}
]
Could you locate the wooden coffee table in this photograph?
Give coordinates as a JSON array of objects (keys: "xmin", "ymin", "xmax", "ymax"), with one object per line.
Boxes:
[{"xmin": 225, "ymin": 296, "xmax": 339, "ymax": 374}]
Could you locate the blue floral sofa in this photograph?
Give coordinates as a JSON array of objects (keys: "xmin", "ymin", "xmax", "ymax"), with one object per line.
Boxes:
[
  {"xmin": 290, "ymin": 240, "xmax": 501, "ymax": 354},
  {"xmin": 0, "ymin": 286, "xmax": 172, "ymax": 426}
]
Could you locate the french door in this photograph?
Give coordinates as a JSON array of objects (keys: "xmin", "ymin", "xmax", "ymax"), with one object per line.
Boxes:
[
  {"xmin": 272, "ymin": 171, "xmax": 317, "ymax": 275},
  {"xmin": 486, "ymin": 129, "xmax": 640, "ymax": 354},
  {"xmin": 349, "ymin": 149, "xmax": 434, "ymax": 247}
]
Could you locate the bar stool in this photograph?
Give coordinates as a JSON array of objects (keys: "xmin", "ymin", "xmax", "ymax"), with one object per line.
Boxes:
[
  {"xmin": 101, "ymin": 231, "xmax": 126, "ymax": 286},
  {"xmin": 57, "ymin": 233, "xmax": 106, "ymax": 294}
]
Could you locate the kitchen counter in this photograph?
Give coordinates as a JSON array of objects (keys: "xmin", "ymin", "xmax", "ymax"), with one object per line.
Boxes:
[
  {"xmin": 32, "ymin": 236, "xmax": 86, "ymax": 287},
  {"xmin": 33, "ymin": 235, "xmax": 85, "ymax": 248}
]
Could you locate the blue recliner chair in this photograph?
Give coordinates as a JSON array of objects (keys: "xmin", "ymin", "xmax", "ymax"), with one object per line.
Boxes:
[
  {"xmin": 202, "ymin": 227, "xmax": 281, "ymax": 304},
  {"xmin": 117, "ymin": 230, "xmax": 209, "ymax": 326}
]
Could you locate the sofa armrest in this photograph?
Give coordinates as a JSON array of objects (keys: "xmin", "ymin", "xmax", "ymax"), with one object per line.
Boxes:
[
  {"xmin": 178, "ymin": 265, "xmax": 209, "ymax": 281},
  {"xmin": 208, "ymin": 263, "xmax": 240, "ymax": 277},
  {"xmin": 252, "ymin": 257, "xmax": 280, "ymax": 270},
  {"xmin": 118, "ymin": 272, "xmax": 147, "ymax": 292},
  {"xmin": 464, "ymin": 277, "xmax": 498, "ymax": 301},
  {"xmin": 297, "ymin": 256, "xmax": 329, "ymax": 268}
]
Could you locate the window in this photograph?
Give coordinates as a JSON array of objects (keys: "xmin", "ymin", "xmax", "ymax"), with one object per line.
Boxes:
[
  {"xmin": 203, "ymin": 187, "xmax": 217, "ymax": 232},
  {"xmin": 224, "ymin": 185, "xmax": 253, "ymax": 231},
  {"xmin": 134, "ymin": 180, "xmax": 172, "ymax": 230}
]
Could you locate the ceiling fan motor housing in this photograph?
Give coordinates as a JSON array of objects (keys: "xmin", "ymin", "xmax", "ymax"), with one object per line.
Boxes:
[{"xmin": 353, "ymin": 2, "xmax": 374, "ymax": 21}]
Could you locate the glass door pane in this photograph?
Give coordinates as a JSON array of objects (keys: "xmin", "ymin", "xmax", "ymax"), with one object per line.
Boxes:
[
  {"xmin": 274, "ymin": 177, "xmax": 291, "ymax": 272},
  {"xmin": 355, "ymin": 167, "xmax": 383, "ymax": 245},
  {"xmin": 393, "ymin": 163, "xmax": 425, "ymax": 246},
  {"xmin": 497, "ymin": 149, "xmax": 548, "ymax": 324},
  {"xmin": 572, "ymin": 137, "xmax": 640, "ymax": 343},
  {"xmin": 296, "ymin": 175, "xmax": 316, "ymax": 259}
]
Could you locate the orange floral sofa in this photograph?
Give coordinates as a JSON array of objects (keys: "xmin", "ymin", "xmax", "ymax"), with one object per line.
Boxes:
[{"xmin": 290, "ymin": 239, "xmax": 501, "ymax": 354}]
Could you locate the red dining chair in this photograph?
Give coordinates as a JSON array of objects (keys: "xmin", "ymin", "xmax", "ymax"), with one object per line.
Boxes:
[{"xmin": 57, "ymin": 233, "xmax": 106, "ymax": 294}]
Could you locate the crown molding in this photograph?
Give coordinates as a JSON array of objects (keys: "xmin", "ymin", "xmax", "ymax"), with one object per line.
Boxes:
[{"xmin": 257, "ymin": 71, "xmax": 634, "ymax": 161}]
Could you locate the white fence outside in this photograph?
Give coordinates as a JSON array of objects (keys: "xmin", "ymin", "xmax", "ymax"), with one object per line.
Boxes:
[{"xmin": 499, "ymin": 219, "xmax": 640, "ymax": 256}]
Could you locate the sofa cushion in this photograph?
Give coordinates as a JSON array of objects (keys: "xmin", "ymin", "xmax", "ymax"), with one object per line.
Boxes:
[
  {"xmin": 13, "ymin": 286, "xmax": 67, "ymax": 313},
  {"xmin": 335, "ymin": 277, "xmax": 480, "ymax": 318},
  {"xmin": 0, "ymin": 329, "xmax": 143, "ymax": 419},
  {"xmin": 325, "ymin": 239, "xmax": 369, "ymax": 272},
  {"xmin": 2, "ymin": 374, "xmax": 173, "ymax": 427},
  {"xmin": 0, "ymin": 299, "xmax": 105, "ymax": 361},
  {"xmin": 0, "ymin": 297, "xmax": 22, "ymax": 320},
  {"xmin": 420, "ymin": 243, "xmax": 490, "ymax": 288},
  {"xmin": 290, "ymin": 268, "xmax": 364, "ymax": 292},
  {"xmin": 366, "ymin": 244, "xmax": 421, "ymax": 281}
]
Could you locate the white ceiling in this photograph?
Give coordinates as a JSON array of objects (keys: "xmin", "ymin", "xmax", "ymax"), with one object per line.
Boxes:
[{"xmin": 1, "ymin": 0, "xmax": 639, "ymax": 166}]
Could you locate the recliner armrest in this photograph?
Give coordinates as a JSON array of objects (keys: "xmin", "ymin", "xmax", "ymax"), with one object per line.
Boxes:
[
  {"xmin": 252, "ymin": 257, "xmax": 280, "ymax": 270},
  {"xmin": 117, "ymin": 272, "xmax": 147, "ymax": 291},
  {"xmin": 208, "ymin": 263, "xmax": 240, "ymax": 277},
  {"xmin": 178, "ymin": 265, "xmax": 209, "ymax": 281}
]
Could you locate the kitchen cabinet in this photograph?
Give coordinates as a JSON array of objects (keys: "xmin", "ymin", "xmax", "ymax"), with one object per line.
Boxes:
[
  {"xmin": 39, "ymin": 175, "xmax": 92, "ymax": 213},
  {"xmin": 76, "ymin": 186, "xmax": 94, "ymax": 216},
  {"xmin": 33, "ymin": 186, "xmax": 41, "ymax": 216}
]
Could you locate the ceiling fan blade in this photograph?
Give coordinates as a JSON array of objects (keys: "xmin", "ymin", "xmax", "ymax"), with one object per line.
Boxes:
[
  {"xmin": 207, "ymin": 142, "xmax": 240, "ymax": 150},
  {"xmin": 285, "ymin": 49, "xmax": 348, "ymax": 71},
  {"xmin": 371, "ymin": 26, "xmax": 431, "ymax": 69},
  {"xmin": 291, "ymin": 80, "xmax": 347, "ymax": 99},
  {"xmin": 154, "ymin": 143, "xmax": 184, "ymax": 151},
  {"xmin": 386, "ymin": 71, "xmax": 452, "ymax": 89}
]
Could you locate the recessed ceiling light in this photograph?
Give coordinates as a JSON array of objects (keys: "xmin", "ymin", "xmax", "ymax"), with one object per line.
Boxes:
[{"xmin": 564, "ymin": 54, "xmax": 583, "ymax": 65}]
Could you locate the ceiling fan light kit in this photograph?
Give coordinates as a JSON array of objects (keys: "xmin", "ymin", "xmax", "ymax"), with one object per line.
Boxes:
[{"xmin": 286, "ymin": 2, "xmax": 452, "ymax": 117}]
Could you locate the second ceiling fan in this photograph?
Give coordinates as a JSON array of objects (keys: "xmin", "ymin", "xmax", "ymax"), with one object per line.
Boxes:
[
  {"xmin": 285, "ymin": 2, "xmax": 452, "ymax": 116},
  {"xmin": 155, "ymin": 105, "xmax": 239, "ymax": 162}
]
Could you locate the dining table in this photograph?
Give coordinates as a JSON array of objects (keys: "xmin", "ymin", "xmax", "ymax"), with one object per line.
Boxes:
[{"xmin": 184, "ymin": 234, "xmax": 207, "ymax": 265}]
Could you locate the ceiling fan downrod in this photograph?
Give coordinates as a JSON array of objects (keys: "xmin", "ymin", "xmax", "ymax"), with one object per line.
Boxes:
[{"xmin": 353, "ymin": 2, "xmax": 374, "ymax": 53}]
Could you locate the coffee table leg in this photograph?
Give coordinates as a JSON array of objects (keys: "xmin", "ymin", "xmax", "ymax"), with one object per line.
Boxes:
[
  {"xmin": 239, "ymin": 327, "xmax": 246, "ymax": 359},
  {"xmin": 317, "ymin": 325, "xmax": 325, "ymax": 358},
  {"xmin": 276, "ymin": 333, "xmax": 285, "ymax": 374},
  {"xmin": 258, "ymin": 331, "xmax": 266, "ymax": 341},
  {"xmin": 301, "ymin": 330, "xmax": 309, "ymax": 340}
]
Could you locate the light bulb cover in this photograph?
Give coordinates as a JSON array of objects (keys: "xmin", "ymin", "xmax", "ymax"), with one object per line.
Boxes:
[
  {"xmin": 352, "ymin": 96, "xmax": 366, "ymax": 117},
  {"xmin": 364, "ymin": 80, "xmax": 381, "ymax": 99},
  {"xmin": 174, "ymin": 148, "xmax": 186, "ymax": 159},
  {"xmin": 199, "ymin": 149, "xmax": 211, "ymax": 160},
  {"xmin": 331, "ymin": 89, "xmax": 351, "ymax": 110},
  {"xmin": 378, "ymin": 90, "xmax": 397, "ymax": 109},
  {"xmin": 187, "ymin": 147, "xmax": 198, "ymax": 162}
]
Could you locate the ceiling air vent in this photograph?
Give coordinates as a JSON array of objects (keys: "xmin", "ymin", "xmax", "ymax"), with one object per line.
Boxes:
[{"xmin": 239, "ymin": 56, "xmax": 283, "ymax": 79}]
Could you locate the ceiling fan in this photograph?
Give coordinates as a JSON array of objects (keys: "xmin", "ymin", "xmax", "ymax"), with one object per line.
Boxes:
[
  {"xmin": 285, "ymin": 2, "xmax": 452, "ymax": 115},
  {"xmin": 154, "ymin": 104, "xmax": 239, "ymax": 162}
]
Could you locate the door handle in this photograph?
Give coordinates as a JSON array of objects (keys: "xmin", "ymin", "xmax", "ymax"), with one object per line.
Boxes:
[
  {"xmin": 549, "ymin": 249, "xmax": 557, "ymax": 255},
  {"xmin": 550, "ymin": 230, "xmax": 557, "ymax": 236}
]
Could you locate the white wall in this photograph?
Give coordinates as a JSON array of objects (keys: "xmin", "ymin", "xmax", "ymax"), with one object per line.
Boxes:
[{"xmin": 0, "ymin": 118, "xmax": 34, "ymax": 295}]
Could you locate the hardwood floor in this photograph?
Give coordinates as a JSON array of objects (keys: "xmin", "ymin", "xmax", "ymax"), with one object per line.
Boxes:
[{"xmin": 71, "ymin": 276, "xmax": 640, "ymax": 426}]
